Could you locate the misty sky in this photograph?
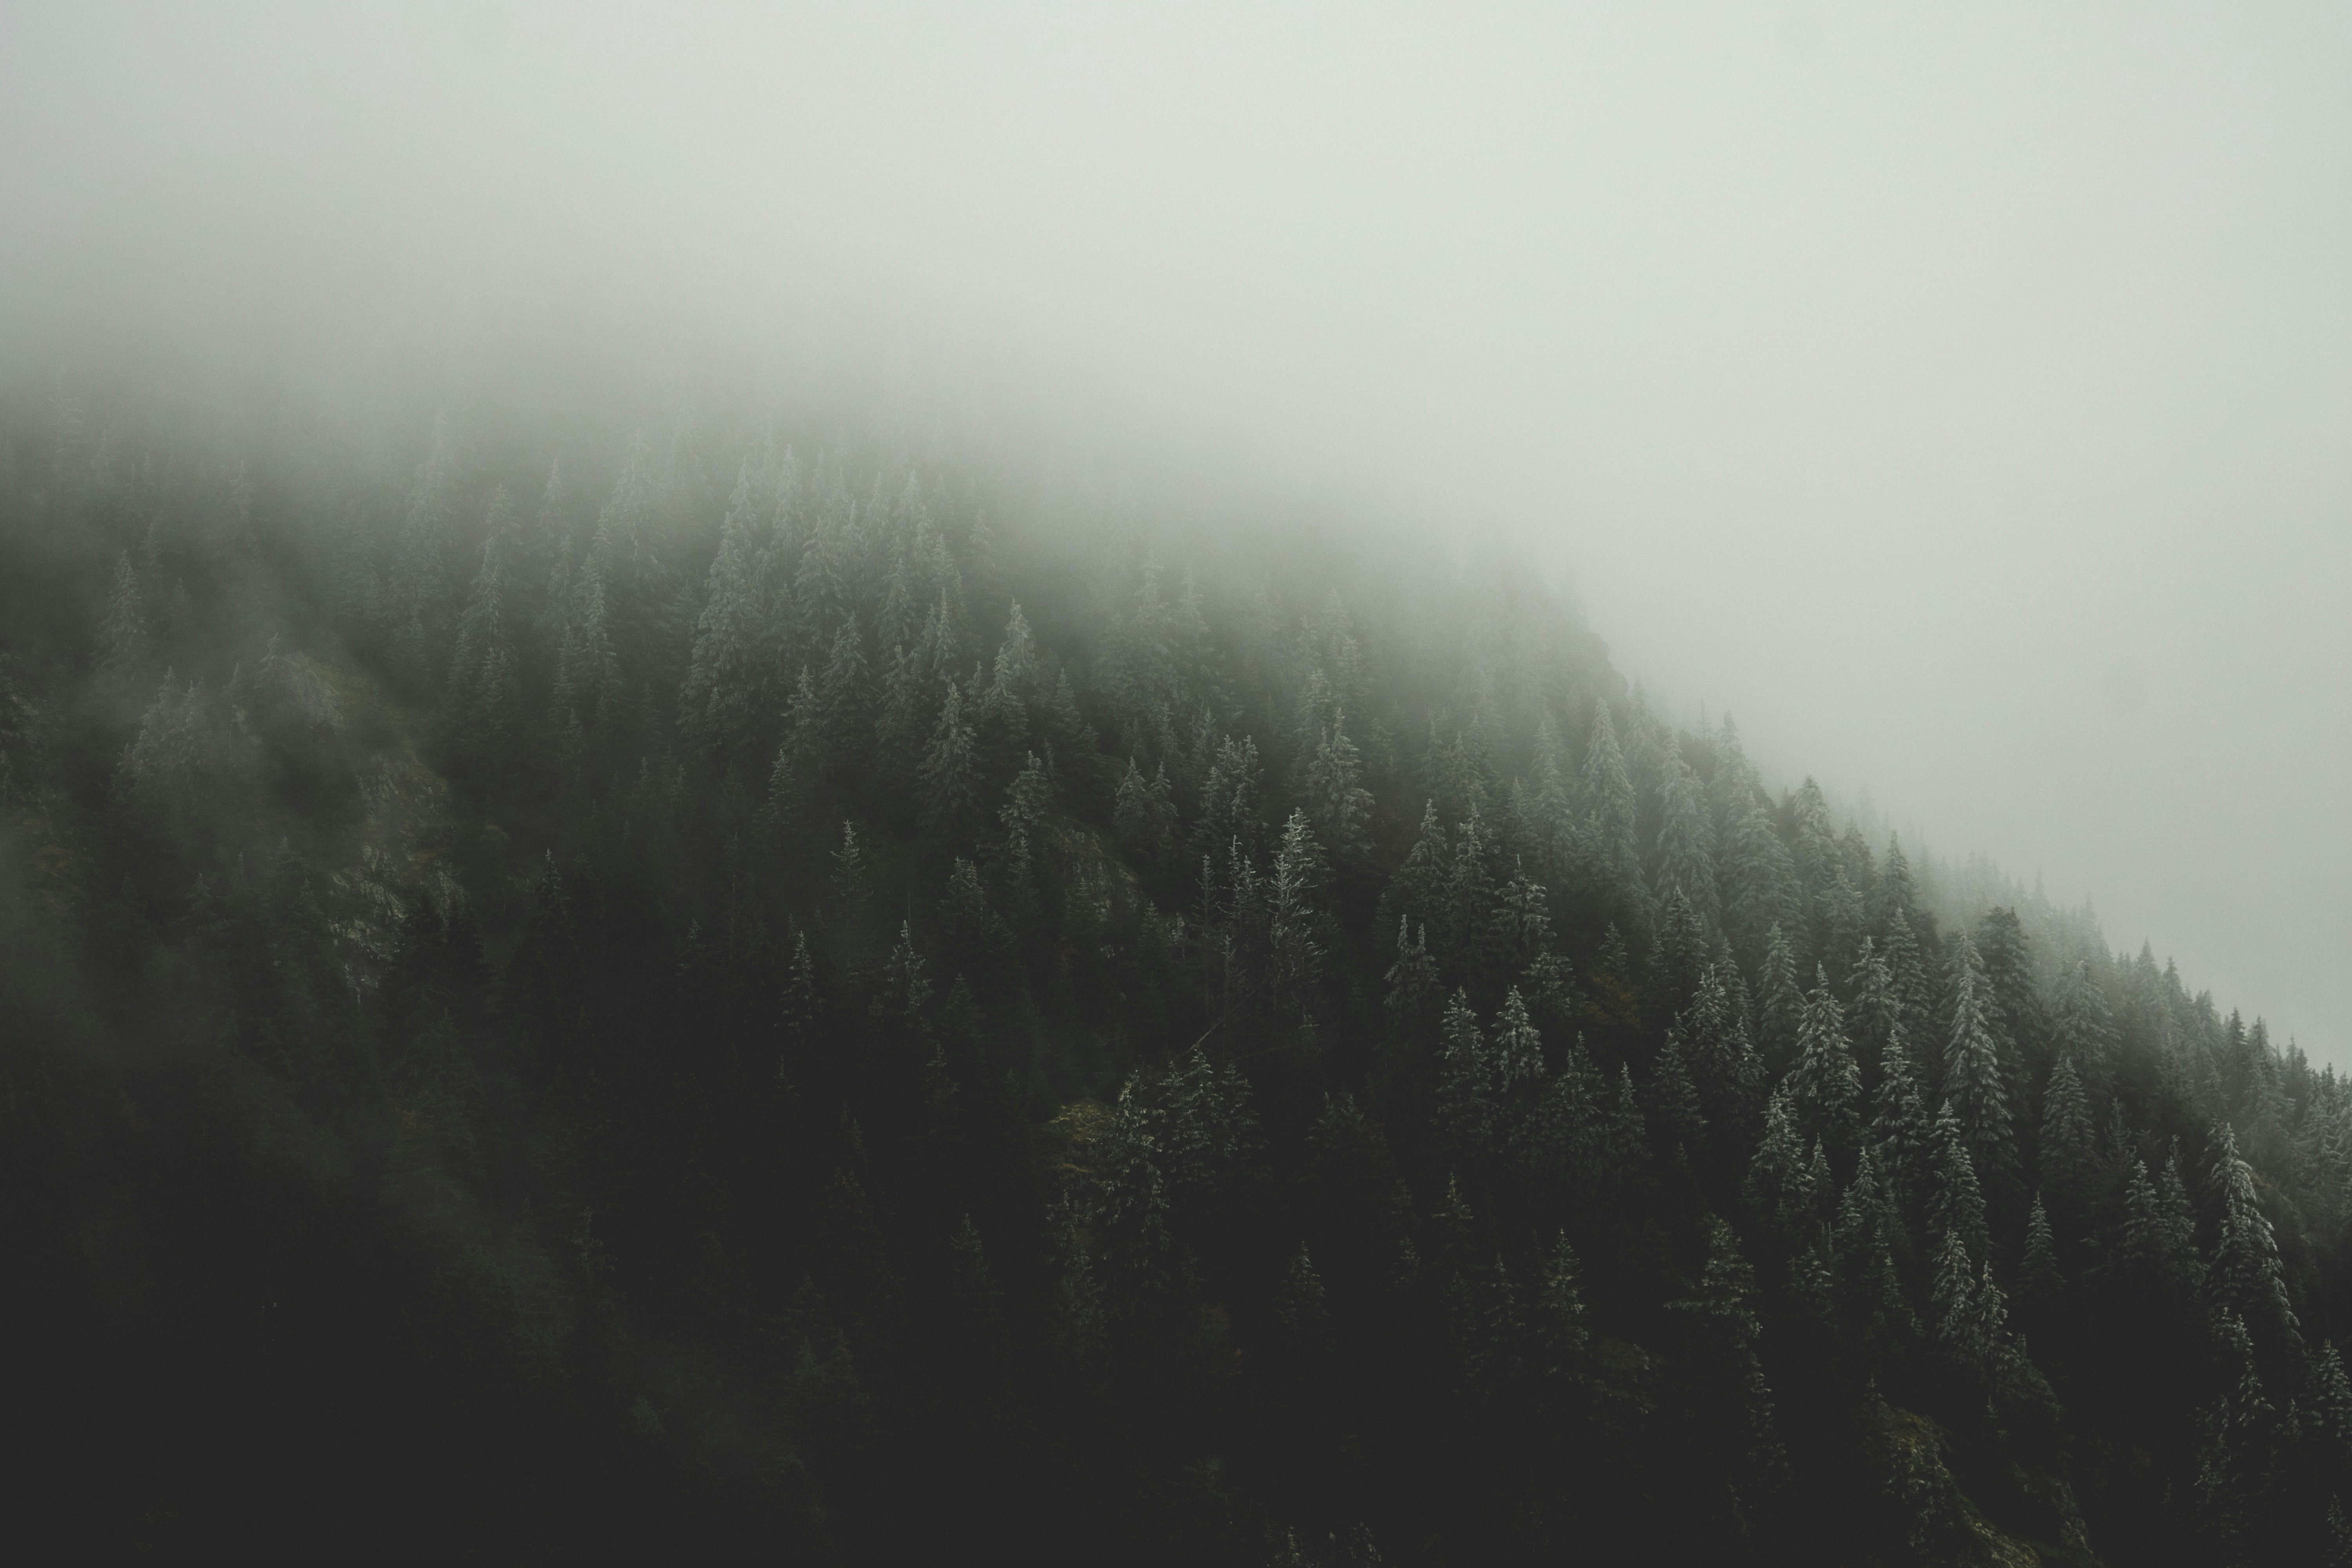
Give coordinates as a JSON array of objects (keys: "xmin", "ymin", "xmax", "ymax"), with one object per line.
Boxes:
[{"xmin": 4, "ymin": 2, "xmax": 2347, "ymax": 1058}]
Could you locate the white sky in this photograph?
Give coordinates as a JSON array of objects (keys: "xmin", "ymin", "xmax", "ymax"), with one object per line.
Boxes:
[{"xmin": 5, "ymin": 1, "xmax": 2347, "ymax": 1057}]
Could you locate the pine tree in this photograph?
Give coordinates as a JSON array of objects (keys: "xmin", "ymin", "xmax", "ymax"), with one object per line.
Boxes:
[
  {"xmin": 1304, "ymin": 708, "xmax": 1373, "ymax": 862},
  {"xmin": 100, "ymin": 549, "xmax": 150, "ymax": 688},
  {"xmin": 1435, "ymin": 991, "xmax": 1494, "ymax": 1155},
  {"xmin": 1532, "ymin": 1230, "xmax": 1592, "ymax": 1380},
  {"xmin": 984, "ymin": 601, "xmax": 1042, "ymax": 713},
  {"xmin": 919, "ymin": 680, "xmax": 979, "ymax": 838},
  {"xmin": 1274, "ymin": 1243, "xmax": 1331, "ymax": 1356},
  {"xmin": 1721, "ymin": 806, "xmax": 1799, "ymax": 961},
  {"xmin": 681, "ymin": 460, "xmax": 773, "ymax": 757},
  {"xmin": 1944, "ymin": 968, "xmax": 2014, "ymax": 1170},
  {"xmin": 1528, "ymin": 1034, "xmax": 1608, "ymax": 1190},
  {"xmin": 1491, "ymin": 985, "xmax": 1544, "ymax": 1097},
  {"xmin": 2209, "ymin": 1121, "xmax": 2302, "ymax": 1347},
  {"xmin": 1445, "ymin": 803, "xmax": 1501, "ymax": 976},
  {"xmin": 2022, "ymin": 1193, "xmax": 2062, "ymax": 1302},
  {"xmin": 1647, "ymin": 1028, "xmax": 1707, "ymax": 1158},
  {"xmin": 1835, "ymin": 1147, "xmax": 1913, "ymax": 1327},
  {"xmin": 1931, "ymin": 1228, "xmax": 1976, "ymax": 1347},
  {"xmin": 2038, "ymin": 1053, "xmax": 2095, "ymax": 1200},
  {"xmin": 1383, "ymin": 918, "xmax": 1439, "ymax": 1029},
  {"xmin": 1871, "ymin": 1033, "xmax": 1935, "ymax": 1226},
  {"xmin": 1746, "ymin": 1085, "xmax": 1817, "ymax": 1242},
  {"xmin": 1927, "ymin": 1099, "xmax": 1990, "ymax": 1264},
  {"xmin": 1579, "ymin": 699, "xmax": 1641, "ymax": 907},
  {"xmin": 1670, "ymin": 1217, "xmax": 1788, "ymax": 1503},
  {"xmin": 2116, "ymin": 1158, "xmax": 2172, "ymax": 1280},
  {"xmin": 1381, "ymin": 800, "xmax": 1450, "ymax": 955},
  {"xmin": 2158, "ymin": 1143, "xmax": 2203, "ymax": 1287},
  {"xmin": 1784, "ymin": 966, "xmax": 1862, "ymax": 1153},
  {"xmin": 1847, "ymin": 936, "xmax": 1901, "ymax": 1072},
  {"xmin": 1607, "ymin": 1065, "xmax": 1648, "ymax": 1179},
  {"xmin": 1267, "ymin": 809, "xmax": 1328, "ymax": 1010},
  {"xmin": 1113, "ymin": 757, "xmax": 1176, "ymax": 854},
  {"xmin": 1653, "ymin": 753, "xmax": 1719, "ymax": 927},
  {"xmin": 1492, "ymin": 860, "xmax": 1554, "ymax": 976},
  {"xmin": 999, "ymin": 751, "xmax": 1051, "ymax": 895},
  {"xmin": 1757, "ymin": 924, "xmax": 1805, "ymax": 1070}
]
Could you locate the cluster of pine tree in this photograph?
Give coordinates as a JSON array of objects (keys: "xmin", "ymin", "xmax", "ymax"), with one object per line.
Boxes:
[{"xmin": 1, "ymin": 386, "xmax": 2346, "ymax": 1565}]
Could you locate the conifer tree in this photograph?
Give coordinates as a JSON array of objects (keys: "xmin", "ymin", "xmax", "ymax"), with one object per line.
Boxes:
[
  {"xmin": 1606, "ymin": 1065, "xmax": 1648, "ymax": 1179},
  {"xmin": 1881, "ymin": 905, "xmax": 1935, "ymax": 1044},
  {"xmin": 1943, "ymin": 968, "xmax": 2014, "ymax": 1169},
  {"xmin": 1435, "ymin": 991, "xmax": 1494, "ymax": 1156},
  {"xmin": 1647, "ymin": 1028, "xmax": 1707, "ymax": 1159},
  {"xmin": 2038, "ymin": 1053, "xmax": 2095, "ymax": 1200},
  {"xmin": 918, "ymin": 680, "xmax": 979, "ymax": 838},
  {"xmin": 99, "ymin": 549, "xmax": 151, "ymax": 689},
  {"xmin": 1653, "ymin": 753, "xmax": 1719, "ymax": 927},
  {"xmin": 1834, "ymin": 1147, "xmax": 1912, "ymax": 1327},
  {"xmin": 984, "ymin": 601, "xmax": 1041, "ymax": 713},
  {"xmin": 1445, "ymin": 803, "xmax": 1501, "ymax": 976},
  {"xmin": 1528, "ymin": 1033, "xmax": 1607, "ymax": 1190},
  {"xmin": 1670, "ymin": 1217, "xmax": 1788, "ymax": 1507},
  {"xmin": 1267, "ymin": 809, "xmax": 1328, "ymax": 1010},
  {"xmin": 1578, "ymin": 699, "xmax": 1642, "ymax": 908},
  {"xmin": 681, "ymin": 461, "xmax": 773, "ymax": 757},
  {"xmin": 1784, "ymin": 966, "xmax": 1862, "ymax": 1153},
  {"xmin": 1274, "ymin": 1243, "xmax": 1331, "ymax": 1355},
  {"xmin": 1927, "ymin": 1099, "xmax": 1990, "ymax": 1265},
  {"xmin": 1490, "ymin": 985, "xmax": 1544, "ymax": 1097},
  {"xmin": 1533, "ymin": 1230, "xmax": 1591, "ymax": 1376},
  {"xmin": 1492, "ymin": 860, "xmax": 1554, "ymax": 977},
  {"xmin": 1304, "ymin": 708, "xmax": 1374, "ymax": 862},
  {"xmin": 1757, "ymin": 925, "xmax": 1805, "ymax": 1070},
  {"xmin": 1746, "ymin": 1085, "xmax": 1817, "ymax": 1243},
  {"xmin": 2022, "ymin": 1193, "xmax": 2062, "ymax": 1302},
  {"xmin": 1720, "ymin": 806, "xmax": 1799, "ymax": 962},
  {"xmin": 1870, "ymin": 1029, "xmax": 1935, "ymax": 1223},
  {"xmin": 2116, "ymin": 1158, "xmax": 2172, "ymax": 1281},
  {"xmin": 999, "ymin": 751, "xmax": 1051, "ymax": 894},
  {"xmin": 2209, "ymin": 1122, "xmax": 2302, "ymax": 1347},
  {"xmin": 1383, "ymin": 918, "xmax": 1438, "ymax": 1029},
  {"xmin": 1846, "ymin": 936, "xmax": 1901, "ymax": 1072},
  {"xmin": 1381, "ymin": 800, "xmax": 1449, "ymax": 956}
]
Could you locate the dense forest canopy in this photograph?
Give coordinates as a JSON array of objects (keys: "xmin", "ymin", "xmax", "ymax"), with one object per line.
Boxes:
[{"xmin": 1, "ymin": 374, "xmax": 2345, "ymax": 1565}]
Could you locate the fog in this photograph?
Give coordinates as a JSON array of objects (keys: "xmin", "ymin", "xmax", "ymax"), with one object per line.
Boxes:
[{"xmin": 5, "ymin": 2, "xmax": 2347, "ymax": 1058}]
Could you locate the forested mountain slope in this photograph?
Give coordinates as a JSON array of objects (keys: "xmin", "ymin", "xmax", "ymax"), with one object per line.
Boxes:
[{"xmin": 1, "ymin": 390, "xmax": 2345, "ymax": 1565}]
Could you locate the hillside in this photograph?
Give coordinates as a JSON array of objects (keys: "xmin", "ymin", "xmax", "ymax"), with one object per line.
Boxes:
[{"xmin": 0, "ymin": 389, "xmax": 2343, "ymax": 1565}]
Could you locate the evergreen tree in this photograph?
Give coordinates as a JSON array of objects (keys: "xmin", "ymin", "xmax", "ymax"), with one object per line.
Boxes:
[
  {"xmin": 1578, "ymin": 699, "xmax": 1641, "ymax": 908},
  {"xmin": 1435, "ymin": 991, "xmax": 1494, "ymax": 1156},
  {"xmin": 2022, "ymin": 1193, "xmax": 2062, "ymax": 1302},
  {"xmin": 1653, "ymin": 753, "xmax": 1719, "ymax": 927},
  {"xmin": 1783, "ymin": 966, "xmax": 1862, "ymax": 1154},
  {"xmin": 1927, "ymin": 1099, "xmax": 1990, "ymax": 1265},
  {"xmin": 1490, "ymin": 985, "xmax": 1544, "ymax": 1097},
  {"xmin": 1757, "ymin": 924, "xmax": 1805, "ymax": 1071},
  {"xmin": 1870, "ymin": 1026, "xmax": 1935, "ymax": 1224},
  {"xmin": 1304, "ymin": 708, "xmax": 1374, "ymax": 862},
  {"xmin": 1533, "ymin": 1230, "xmax": 1592, "ymax": 1376},
  {"xmin": 2038, "ymin": 1053, "xmax": 2095, "ymax": 1200},
  {"xmin": 1647, "ymin": 1027, "xmax": 1707, "ymax": 1159},
  {"xmin": 2209, "ymin": 1122, "xmax": 2302, "ymax": 1348},
  {"xmin": 1943, "ymin": 967, "xmax": 2014, "ymax": 1170},
  {"xmin": 918, "ymin": 680, "xmax": 979, "ymax": 838}
]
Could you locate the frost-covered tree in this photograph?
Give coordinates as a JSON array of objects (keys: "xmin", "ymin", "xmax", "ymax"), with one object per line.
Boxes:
[
  {"xmin": 1783, "ymin": 967, "xmax": 1862, "ymax": 1154},
  {"xmin": 919, "ymin": 680, "xmax": 979, "ymax": 837},
  {"xmin": 2038, "ymin": 1053, "xmax": 2095, "ymax": 1200},
  {"xmin": 1435, "ymin": 991, "xmax": 1494, "ymax": 1156},
  {"xmin": 1943, "ymin": 968, "xmax": 2014, "ymax": 1170}
]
